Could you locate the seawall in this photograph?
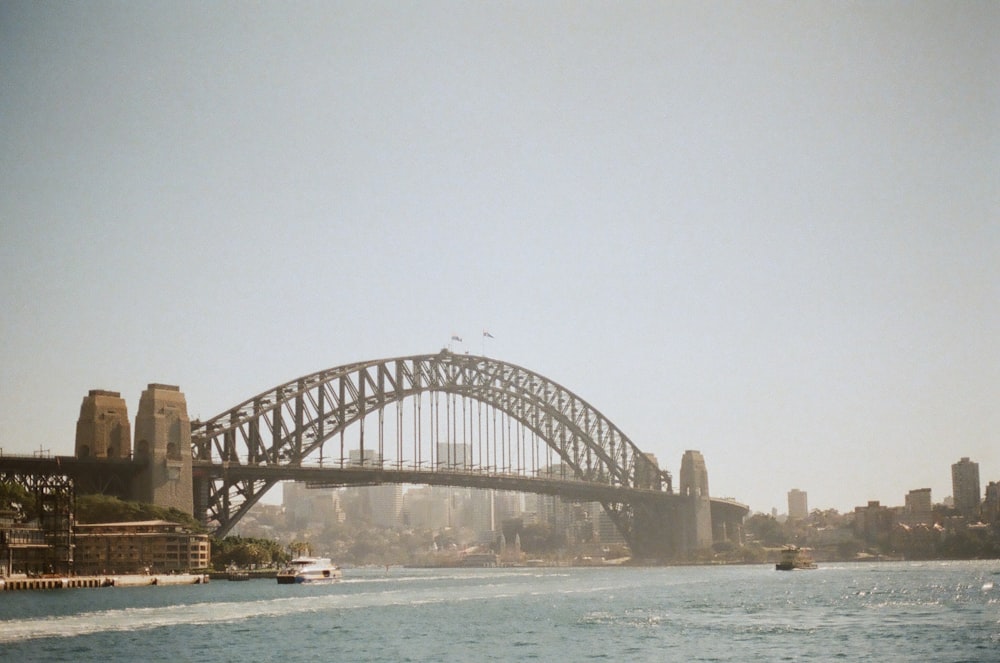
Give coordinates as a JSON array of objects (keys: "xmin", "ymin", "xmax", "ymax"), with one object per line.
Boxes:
[{"xmin": 1, "ymin": 573, "xmax": 209, "ymax": 591}]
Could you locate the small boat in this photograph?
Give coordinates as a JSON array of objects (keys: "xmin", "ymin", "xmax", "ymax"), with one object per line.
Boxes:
[
  {"xmin": 226, "ymin": 568, "xmax": 250, "ymax": 581},
  {"xmin": 276, "ymin": 557, "xmax": 342, "ymax": 584},
  {"xmin": 775, "ymin": 545, "xmax": 817, "ymax": 571}
]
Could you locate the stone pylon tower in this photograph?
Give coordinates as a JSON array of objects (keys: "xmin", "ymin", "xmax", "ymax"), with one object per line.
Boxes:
[
  {"xmin": 679, "ymin": 450, "xmax": 713, "ymax": 551},
  {"xmin": 679, "ymin": 449, "xmax": 709, "ymax": 497},
  {"xmin": 75, "ymin": 390, "xmax": 131, "ymax": 459},
  {"xmin": 132, "ymin": 383, "xmax": 193, "ymax": 515}
]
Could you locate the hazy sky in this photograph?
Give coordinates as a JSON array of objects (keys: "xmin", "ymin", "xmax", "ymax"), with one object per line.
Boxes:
[{"xmin": 2, "ymin": 2, "xmax": 996, "ymax": 514}]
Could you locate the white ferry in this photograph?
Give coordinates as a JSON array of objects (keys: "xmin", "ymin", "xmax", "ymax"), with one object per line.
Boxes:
[{"xmin": 276, "ymin": 557, "xmax": 343, "ymax": 584}]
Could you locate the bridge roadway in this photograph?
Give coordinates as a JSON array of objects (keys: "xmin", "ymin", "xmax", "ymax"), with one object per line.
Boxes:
[
  {"xmin": 196, "ymin": 459, "xmax": 674, "ymax": 503},
  {"xmin": 200, "ymin": 459, "xmax": 751, "ymax": 535},
  {"xmin": 0, "ymin": 455, "xmax": 748, "ymax": 512},
  {"xmin": 0, "ymin": 455, "xmax": 746, "ymax": 536}
]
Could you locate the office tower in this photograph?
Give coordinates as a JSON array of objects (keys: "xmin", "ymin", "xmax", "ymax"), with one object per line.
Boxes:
[
  {"xmin": 787, "ymin": 489, "xmax": 808, "ymax": 520},
  {"xmin": 905, "ymin": 488, "xmax": 932, "ymax": 525},
  {"xmin": 951, "ymin": 457, "xmax": 981, "ymax": 518}
]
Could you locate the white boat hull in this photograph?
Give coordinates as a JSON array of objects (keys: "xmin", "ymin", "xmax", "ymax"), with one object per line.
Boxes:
[{"xmin": 277, "ymin": 557, "xmax": 342, "ymax": 584}]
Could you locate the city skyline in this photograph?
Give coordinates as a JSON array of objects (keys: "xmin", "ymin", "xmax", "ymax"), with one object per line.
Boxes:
[{"xmin": 1, "ymin": 3, "xmax": 996, "ymax": 516}]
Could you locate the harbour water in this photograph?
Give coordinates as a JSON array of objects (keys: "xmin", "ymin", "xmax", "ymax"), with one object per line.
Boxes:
[{"xmin": 1, "ymin": 560, "xmax": 997, "ymax": 662}]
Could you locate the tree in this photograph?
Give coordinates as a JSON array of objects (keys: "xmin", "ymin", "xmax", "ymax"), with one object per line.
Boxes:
[
  {"xmin": 76, "ymin": 494, "xmax": 206, "ymax": 532},
  {"xmin": 518, "ymin": 523, "xmax": 566, "ymax": 554},
  {"xmin": 0, "ymin": 481, "xmax": 37, "ymax": 521},
  {"xmin": 745, "ymin": 514, "xmax": 788, "ymax": 547},
  {"xmin": 212, "ymin": 536, "xmax": 288, "ymax": 569}
]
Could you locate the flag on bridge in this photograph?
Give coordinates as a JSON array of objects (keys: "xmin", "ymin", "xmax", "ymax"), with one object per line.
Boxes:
[
  {"xmin": 483, "ymin": 330, "xmax": 494, "ymax": 338},
  {"xmin": 451, "ymin": 334, "xmax": 463, "ymax": 342}
]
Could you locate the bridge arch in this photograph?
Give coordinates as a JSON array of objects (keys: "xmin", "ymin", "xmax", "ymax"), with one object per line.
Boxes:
[{"xmin": 192, "ymin": 351, "xmax": 675, "ymax": 551}]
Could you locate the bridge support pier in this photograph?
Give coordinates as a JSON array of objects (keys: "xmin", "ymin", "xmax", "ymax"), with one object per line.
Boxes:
[
  {"xmin": 628, "ymin": 494, "xmax": 716, "ymax": 560},
  {"xmin": 681, "ymin": 494, "xmax": 714, "ymax": 552}
]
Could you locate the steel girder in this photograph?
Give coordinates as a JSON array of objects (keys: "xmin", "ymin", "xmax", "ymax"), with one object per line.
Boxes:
[{"xmin": 192, "ymin": 351, "xmax": 673, "ymax": 542}]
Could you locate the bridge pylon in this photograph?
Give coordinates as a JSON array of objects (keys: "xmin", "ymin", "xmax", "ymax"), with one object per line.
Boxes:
[{"xmin": 132, "ymin": 384, "xmax": 193, "ymax": 515}]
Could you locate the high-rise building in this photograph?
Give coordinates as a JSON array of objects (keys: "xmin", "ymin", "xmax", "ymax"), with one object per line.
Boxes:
[
  {"xmin": 435, "ymin": 442, "xmax": 470, "ymax": 469},
  {"xmin": 342, "ymin": 448, "xmax": 402, "ymax": 527},
  {"xmin": 854, "ymin": 500, "xmax": 894, "ymax": 546},
  {"xmin": 904, "ymin": 488, "xmax": 933, "ymax": 525},
  {"xmin": 594, "ymin": 505, "xmax": 627, "ymax": 545},
  {"xmin": 983, "ymin": 482, "xmax": 1000, "ymax": 524},
  {"xmin": 787, "ymin": 489, "xmax": 808, "ymax": 520},
  {"xmin": 402, "ymin": 486, "xmax": 453, "ymax": 530},
  {"xmin": 283, "ymin": 482, "xmax": 344, "ymax": 529},
  {"xmin": 348, "ymin": 448, "xmax": 379, "ymax": 466},
  {"xmin": 951, "ymin": 457, "xmax": 981, "ymax": 518}
]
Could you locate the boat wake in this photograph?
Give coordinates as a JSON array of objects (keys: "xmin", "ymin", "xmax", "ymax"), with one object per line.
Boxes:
[{"xmin": 0, "ymin": 577, "xmax": 618, "ymax": 644}]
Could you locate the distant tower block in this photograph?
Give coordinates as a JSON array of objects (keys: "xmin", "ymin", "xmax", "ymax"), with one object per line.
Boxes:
[
  {"xmin": 788, "ymin": 489, "xmax": 808, "ymax": 520},
  {"xmin": 679, "ymin": 450, "xmax": 710, "ymax": 497},
  {"xmin": 133, "ymin": 383, "xmax": 193, "ymax": 515},
  {"xmin": 951, "ymin": 457, "xmax": 981, "ymax": 519},
  {"xmin": 75, "ymin": 390, "xmax": 131, "ymax": 459}
]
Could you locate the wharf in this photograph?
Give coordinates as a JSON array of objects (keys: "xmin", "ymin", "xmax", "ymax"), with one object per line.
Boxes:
[
  {"xmin": 208, "ymin": 568, "xmax": 276, "ymax": 581},
  {"xmin": 1, "ymin": 573, "xmax": 210, "ymax": 591}
]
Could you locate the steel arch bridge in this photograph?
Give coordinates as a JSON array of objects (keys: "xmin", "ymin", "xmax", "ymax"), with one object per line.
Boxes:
[{"xmin": 191, "ymin": 351, "xmax": 694, "ymax": 557}]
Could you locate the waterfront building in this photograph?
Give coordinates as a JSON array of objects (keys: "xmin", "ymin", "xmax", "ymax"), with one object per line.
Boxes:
[
  {"xmin": 73, "ymin": 520, "xmax": 209, "ymax": 574},
  {"xmin": 787, "ymin": 489, "xmax": 808, "ymax": 521},
  {"xmin": 854, "ymin": 500, "xmax": 896, "ymax": 548},
  {"xmin": 904, "ymin": 488, "xmax": 933, "ymax": 526},
  {"xmin": 0, "ymin": 509, "xmax": 47, "ymax": 576},
  {"xmin": 951, "ymin": 457, "xmax": 981, "ymax": 519}
]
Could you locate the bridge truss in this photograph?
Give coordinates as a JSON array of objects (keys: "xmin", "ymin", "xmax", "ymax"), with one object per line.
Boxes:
[{"xmin": 192, "ymin": 351, "xmax": 675, "ymax": 553}]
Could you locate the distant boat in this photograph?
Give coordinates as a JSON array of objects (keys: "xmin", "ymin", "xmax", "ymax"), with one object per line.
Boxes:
[
  {"xmin": 226, "ymin": 566, "xmax": 250, "ymax": 581},
  {"xmin": 775, "ymin": 546, "xmax": 817, "ymax": 571},
  {"xmin": 276, "ymin": 557, "xmax": 342, "ymax": 584}
]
